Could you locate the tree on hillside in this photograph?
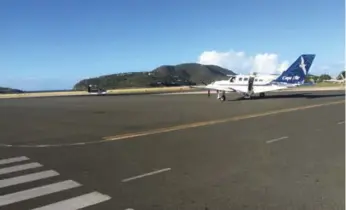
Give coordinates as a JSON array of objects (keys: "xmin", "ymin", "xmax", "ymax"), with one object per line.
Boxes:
[
  {"xmin": 305, "ymin": 74, "xmax": 319, "ymax": 83},
  {"xmin": 318, "ymin": 74, "xmax": 332, "ymax": 82}
]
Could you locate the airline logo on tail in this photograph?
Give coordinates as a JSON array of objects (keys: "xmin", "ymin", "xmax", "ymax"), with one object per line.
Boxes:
[
  {"xmin": 299, "ymin": 56, "xmax": 307, "ymax": 75},
  {"xmin": 274, "ymin": 54, "xmax": 316, "ymax": 84},
  {"xmin": 282, "ymin": 75, "xmax": 301, "ymax": 81}
]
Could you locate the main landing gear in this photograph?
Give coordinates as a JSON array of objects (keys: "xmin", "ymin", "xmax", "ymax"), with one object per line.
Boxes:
[
  {"xmin": 219, "ymin": 94, "xmax": 226, "ymax": 102},
  {"xmin": 217, "ymin": 90, "xmax": 226, "ymax": 102},
  {"xmin": 214, "ymin": 91, "xmax": 265, "ymax": 102}
]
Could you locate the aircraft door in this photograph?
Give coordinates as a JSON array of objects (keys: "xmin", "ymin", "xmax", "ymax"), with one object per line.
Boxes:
[{"xmin": 248, "ymin": 76, "xmax": 255, "ymax": 92}]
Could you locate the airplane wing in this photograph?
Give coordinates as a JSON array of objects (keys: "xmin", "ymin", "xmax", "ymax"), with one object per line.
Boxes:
[
  {"xmin": 324, "ymin": 79, "xmax": 337, "ymax": 82},
  {"xmin": 190, "ymin": 85, "xmax": 236, "ymax": 92},
  {"xmin": 252, "ymin": 85, "xmax": 289, "ymax": 93},
  {"xmin": 324, "ymin": 79, "xmax": 344, "ymax": 83},
  {"xmin": 191, "ymin": 84, "xmax": 289, "ymax": 94},
  {"xmin": 225, "ymin": 85, "xmax": 289, "ymax": 94}
]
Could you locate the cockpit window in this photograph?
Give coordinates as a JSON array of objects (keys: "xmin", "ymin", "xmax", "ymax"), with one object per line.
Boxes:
[
  {"xmin": 255, "ymin": 79, "xmax": 258, "ymax": 82},
  {"xmin": 229, "ymin": 77, "xmax": 235, "ymax": 82},
  {"xmin": 238, "ymin": 77, "xmax": 243, "ymax": 81}
]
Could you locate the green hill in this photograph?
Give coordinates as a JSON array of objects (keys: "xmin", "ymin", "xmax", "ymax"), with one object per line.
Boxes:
[
  {"xmin": 0, "ymin": 87, "xmax": 23, "ymax": 94},
  {"xmin": 73, "ymin": 63, "xmax": 236, "ymax": 90}
]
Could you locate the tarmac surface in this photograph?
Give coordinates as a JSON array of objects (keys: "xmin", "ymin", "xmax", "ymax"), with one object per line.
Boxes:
[{"xmin": 0, "ymin": 90, "xmax": 344, "ymax": 210}]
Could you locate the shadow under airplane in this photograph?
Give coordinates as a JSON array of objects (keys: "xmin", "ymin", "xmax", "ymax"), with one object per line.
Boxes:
[{"xmin": 229, "ymin": 92, "xmax": 345, "ymax": 101}]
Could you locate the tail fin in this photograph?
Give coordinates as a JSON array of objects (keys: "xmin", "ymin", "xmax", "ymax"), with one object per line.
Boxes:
[{"xmin": 274, "ymin": 54, "xmax": 316, "ymax": 84}]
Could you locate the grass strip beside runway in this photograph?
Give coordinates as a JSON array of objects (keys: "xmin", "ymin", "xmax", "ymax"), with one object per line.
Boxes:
[
  {"xmin": 0, "ymin": 86, "xmax": 191, "ymax": 99},
  {"xmin": 0, "ymin": 83, "xmax": 343, "ymax": 99}
]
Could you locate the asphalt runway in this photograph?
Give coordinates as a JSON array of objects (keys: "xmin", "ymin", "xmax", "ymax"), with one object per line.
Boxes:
[{"xmin": 0, "ymin": 90, "xmax": 344, "ymax": 210}]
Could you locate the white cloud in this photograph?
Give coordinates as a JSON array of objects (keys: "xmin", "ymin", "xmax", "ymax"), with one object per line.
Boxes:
[{"xmin": 198, "ymin": 50, "xmax": 290, "ymax": 74}]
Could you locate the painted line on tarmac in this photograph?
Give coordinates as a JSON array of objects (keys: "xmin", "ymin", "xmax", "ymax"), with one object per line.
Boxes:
[
  {"xmin": 102, "ymin": 100, "xmax": 344, "ymax": 141},
  {"xmin": 266, "ymin": 136, "xmax": 289, "ymax": 144},
  {"xmin": 0, "ymin": 100, "xmax": 344, "ymax": 148},
  {"xmin": 0, "ymin": 162, "xmax": 43, "ymax": 175},
  {"xmin": 0, "ymin": 180, "xmax": 81, "ymax": 207},
  {"xmin": 0, "ymin": 170, "xmax": 59, "ymax": 189},
  {"xmin": 121, "ymin": 168, "xmax": 171, "ymax": 183},
  {"xmin": 0, "ymin": 156, "xmax": 29, "ymax": 165},
  {"xmin": 31, "ymin": 191, "xmax": 111, "ymax": 210}
]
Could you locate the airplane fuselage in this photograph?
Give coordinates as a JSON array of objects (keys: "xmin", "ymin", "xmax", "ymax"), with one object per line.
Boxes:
[
  {"xmin": 206, "ymin": 74, "xmax": 284, "ymax": 94},
  {"xmin": 210, "ymin": 74, "xmax": 277, "ymax": 87}
]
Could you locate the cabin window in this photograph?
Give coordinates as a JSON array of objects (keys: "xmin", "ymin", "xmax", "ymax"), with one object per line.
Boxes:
[
  {"xmin": 259, "ymin": 79, "xmax": 263, "ymax": 82},
  {"xmin": 238, "ymin": 77, "xmax": 243, "ymax": 81},
  {"xmin": 244, "ymin": 77, "xmax": 248, "ymax": 81},
  {"xmin": 255, "ymin": 79, "xmax": 258, "ymax": 82}
]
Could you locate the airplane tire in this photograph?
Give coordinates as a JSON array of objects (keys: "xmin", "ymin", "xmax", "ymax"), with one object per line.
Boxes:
[
  {"xmin": 259, "ymin": 93, "xmax": 265, "ymax": 98},
  {"xmin": 220, "ymin": 95, "xmax": 226, "ymax": 102}
]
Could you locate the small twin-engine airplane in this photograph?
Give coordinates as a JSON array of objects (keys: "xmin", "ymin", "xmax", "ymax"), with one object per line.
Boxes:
[
  {"xmin": 87, "ymin": 84, "xmax": 107, "ymax": 95},
  {"xmin": 192, "ymin": 54, "xmax": 316, "ymax": 101},
  {"xmin": 323, "ymin": 71, "xmax": 345, "ymax": 84}
]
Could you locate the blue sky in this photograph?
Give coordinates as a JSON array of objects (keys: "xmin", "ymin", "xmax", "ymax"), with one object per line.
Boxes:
[{"xmin": 0, "ymin": 0, "xmax": 344, "ymax": 90}]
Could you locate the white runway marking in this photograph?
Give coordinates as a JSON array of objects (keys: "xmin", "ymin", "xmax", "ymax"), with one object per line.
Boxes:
[
  {"xmin": 0, "ymin": 180, "xmax": 81, "ymax": 207},
  {"xmin": 122, "ymin": 168, "xmax": 171, "ymax": 183},
  {"xmin": 337, "ymin": 121, "xmax": 344, "ymax": 124},
  {"xmin": 266, "ymin": 136, "xmax": 289, "ymax": 144},
  {"xmin": 31, "ymin": 191, "xmax": 111, "ymax": 210},
  {"xmin": 0, "ymin": 156, "xmax": 111, "ymax": 209},
  {"xmin": 0, "ymin": 156, "xmax": 29, "ymax": 165},
  {"xmin": 0, "ymin": 170, "xmax": 59, "ymax": 188},
  {"xmin": 36, "ymin": 145, "xmax": 50, "ymax": 148},
  {"xmin": 0, "ymin": 162, "xmax": 42, "ymax": 175}
]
